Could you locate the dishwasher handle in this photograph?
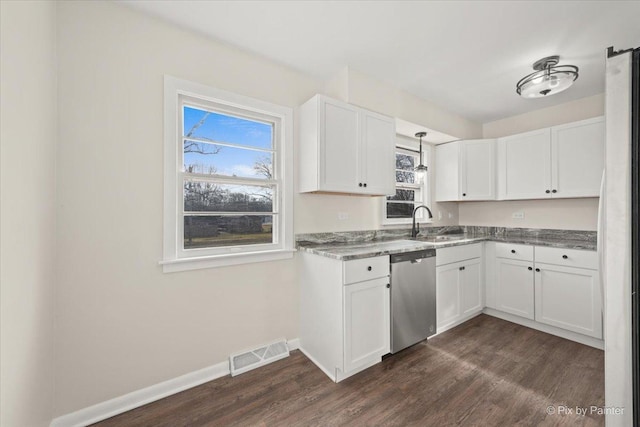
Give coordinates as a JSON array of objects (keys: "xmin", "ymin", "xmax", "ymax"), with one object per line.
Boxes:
[{"xmin": 390, "ymin": 249, "xmax": 436, "ymax": 263}]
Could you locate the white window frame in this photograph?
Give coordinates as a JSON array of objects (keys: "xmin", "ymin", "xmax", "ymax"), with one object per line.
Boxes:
[
  {"xmin": 382, "ymin": 138, "xmax": 433, "ymax": 226},
  {"xmin": 161, "ymin": 76, "xmax": 294, "ymax": 272}
]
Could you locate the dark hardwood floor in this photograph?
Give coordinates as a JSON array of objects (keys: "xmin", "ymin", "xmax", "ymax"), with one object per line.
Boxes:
[{"xmin": 94, "ymin": 315, "xmax": 604, "ymax": 426}]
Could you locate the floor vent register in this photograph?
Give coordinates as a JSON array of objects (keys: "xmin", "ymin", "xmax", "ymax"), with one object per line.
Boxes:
[{"xmin": 229, "ymin": 339, "xmax": 290, "ymax": 376}]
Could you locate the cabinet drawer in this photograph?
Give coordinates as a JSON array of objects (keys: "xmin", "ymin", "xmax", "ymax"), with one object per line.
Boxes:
[
  {"xmin": 436, "ymin": 243, "xmax": 482, "ymax": 266},
  {"xmin": 495, "ymin": 243, "xmax": 533, "ymax": 261},
  {"xmin": 344, "ymin": 256, "xmax": 389, "ymax": 285},
  {"xmin": 535, "ymin": 246, "xmax": 597, "ymax": 270}
]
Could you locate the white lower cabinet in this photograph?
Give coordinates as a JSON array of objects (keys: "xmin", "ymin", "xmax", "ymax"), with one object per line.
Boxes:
[
  {"xmin": 344, "ymin": 277, "xmax": 390, "ymax": 372},
  {"xmin": 495, "ymin": 258, "xmax": 535, "ymax": 320},
  {"xmin": 436, "ymin": 262, "xmax": 461, "ymax": 329},
  {"xmin": 461, "ymin": 259, "xmax": 483, "ymax": 315},
  {"xmin": 299, "ymin": 252, "xmax": 390, "ymax": 382},
  {"xmin": 436, "ymin": 244, "xmax": 483, "ymax": 333},
  {"xmin": 535, "ymin": 262, "xmax": 602, "ymax": 339},
  {"xmin": 487, "ymin": 243, "xmax": 602, "ymax": 346}
]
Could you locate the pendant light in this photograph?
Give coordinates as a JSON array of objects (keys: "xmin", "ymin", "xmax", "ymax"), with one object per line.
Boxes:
[
  {"xmin": 516, "ymin": 55, "xmax": 579, "ymax": 98},
  {"xmin": 415, "ymin": 132, "xmax": 428, "ymax": 184}
]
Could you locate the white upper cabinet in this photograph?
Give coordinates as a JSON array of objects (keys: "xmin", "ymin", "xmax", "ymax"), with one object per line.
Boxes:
[
  {"xmin": 435, "ymin": 142, "xmax": 460, "ymax": 202},
  {"xmin": 551, "ymin": 116, "xmax": 605, "ymax": 198},
  {"xmin": 319, "ymin": 99, "xmax": 360, "ymax": 193},
  {"xmin": 435, "ymin": 139, "xmax": 496, "ymax": 202},
  {"xmin": 360, "ymin": 112, "xmax": 397, "ymax": 195},
  {"xmin": 497, "ymin": 116, "xmax": 604, "ymax": 200},
  {"xmin": 460, "ymin": 139, "xmax": 496, "ymax": 200},
  {"xmin": 299, "ymin": 95, "xmax": 395, "ymax": 196},
  {"xmin": 498, "ymin": 128, "xmax": 552, "ymax": 200}
]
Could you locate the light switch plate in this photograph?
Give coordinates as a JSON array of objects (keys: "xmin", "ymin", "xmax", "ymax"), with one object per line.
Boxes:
[
  {"xmin": 512, "ymin": 211, "xmax": 525, "ymax": 219},
  {"xmin": 337, "ymin": 212, "xmax": 349, "ymax": 220}
]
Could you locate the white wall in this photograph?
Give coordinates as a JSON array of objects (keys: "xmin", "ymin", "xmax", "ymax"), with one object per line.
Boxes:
[
  {"xmin": 346, "ymin": 69, "xmax": 482, "ymax": 140},
  {"xmin": 53, "ymin": 0, "xmax": 476, "ymax": 417},
  {"xmin": 482, "ymin": 93, "xmax": 604, "ymax": 138},
  {"xmin": 458, "ymin": 198, "xmax": 599, "ymax": 230},
  {"xmin": 54, "ymin": 0, "xmax": 311, "ymax": 416},
  {"xmin": 0, "ymin": 2, "xmax": 57, "ymax": 426},
  {"xmin": 457, "ymin": 94, "xmax": 605, "ymax": 230}
]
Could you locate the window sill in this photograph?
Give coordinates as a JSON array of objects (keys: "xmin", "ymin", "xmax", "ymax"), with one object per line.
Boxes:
[{"xmin": 160, "ymin": 249, "xmax": 296, "ymax": 273}]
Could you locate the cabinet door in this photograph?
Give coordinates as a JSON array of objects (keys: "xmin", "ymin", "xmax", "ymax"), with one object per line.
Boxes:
[
  {"xmin": 360, "ymin": 112, "xmax": 396, "ymax": 195},
  {"xmin": 343, "ymin": 277, "xmax": 390, "ymax": 373},
  {"xmin": 498, "ymin": 128, "xmax": 551, "ymax": 200},
  {"xmin": 535, "ymin": 263, "xmax": 602, "ymax": 339},
  {"xmin": 551, "ymin": 116, "xmax": 605, "ymax": 198},
  {"xmin": 435, "ymin": 142, "xmax": 460, "ymax": 202},
  {"xmin": 319, "ymin": 99, "xmax": 360, "ymax": 193},
  {"xmin": 460, "ymin": 139, "xmax": 496, "ymax": 200},
  {"xmin": 436, "ymin": 262, "xmax": 461, "ymax": 331},
  {"xmin": 495, "ymin": 258, "xmax": 535, "ymax": 319},
  {"xmin": 461, "ymin": 259, "xmax": 483, "ymax": 315}
]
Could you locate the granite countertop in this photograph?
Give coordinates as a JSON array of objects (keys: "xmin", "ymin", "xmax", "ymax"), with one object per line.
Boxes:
[{"xmin": 296, "ymin": 234, "xmax": 596, "ymax": 261}]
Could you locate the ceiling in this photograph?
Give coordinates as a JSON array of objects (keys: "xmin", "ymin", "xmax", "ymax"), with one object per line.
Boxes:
[{"xmin": 121, "ymin": 1, "xmax": 640, "ymax": 124}]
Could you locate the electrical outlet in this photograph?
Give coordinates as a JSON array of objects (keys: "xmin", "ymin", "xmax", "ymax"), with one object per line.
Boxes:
[
  {"xmin": 438, "ymin": 211, "xmax": 443, "ymax": 221},
  {"xmin": 512, "ymin": 211, "xmax": 525, "ymax": 219},
  {"xmin": 448, "ymin": 212, "xmax": 453, "ymax": 219},
  {"xmin": 337, "ymin": 212, "xmax": 349, "ymax": 220}
]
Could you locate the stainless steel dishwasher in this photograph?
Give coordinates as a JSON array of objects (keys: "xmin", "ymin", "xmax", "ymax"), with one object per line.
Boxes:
[{"xmin": 390, "ymin": 249, "xmax": 437, "ymax": 354}]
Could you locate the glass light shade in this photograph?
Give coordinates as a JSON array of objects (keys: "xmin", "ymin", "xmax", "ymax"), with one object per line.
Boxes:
[
  {"xmin": 415, "ymin": 165, "xmax": 428, "ymax": 184},
  {"xmin": 517, "ymin": 64, "xmax": 579, "ymax": 99}
]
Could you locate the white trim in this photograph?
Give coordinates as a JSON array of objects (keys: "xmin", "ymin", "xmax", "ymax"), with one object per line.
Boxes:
[
  {"xmin": 434, "ymin": 309, "xmax": 483, "ymax": 335},
  {"xmin": 50, "ymin": 361, "xmax": 230, "ymax": 427},
  {"xmin": 335, "ymin": 358, "xmax": 381, "ymax": 382},
  {"xmin": 298, "ymin": 346, "xmax": 337, "ymax": 382},
  {"xmin": 483, "ymin": 308, "xmax": 604, "ymax": 350},
  {"xmin": 51, "ymin": 337, "xmax": 301, "ymax": 427},
  {"xmin": 163, "ymin": 75, "xmax": 294, "ymax": 271},
  {"xmin": 160, "ymin": 249, "xmax": 295, "ymax": 273},
  {"xmin": 286, "ymin": 338, "xmax": 300, "ymax": 351}
]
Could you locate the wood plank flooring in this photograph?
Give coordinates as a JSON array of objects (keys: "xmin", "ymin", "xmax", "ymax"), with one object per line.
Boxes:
[{"xmin": 93, "ymin": 315, "xmax": 604, "ymax": 426}]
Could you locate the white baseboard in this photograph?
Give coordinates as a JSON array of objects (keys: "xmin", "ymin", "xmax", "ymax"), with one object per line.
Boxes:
[
  {"xmin": 286, "ymin": 338, "xmax": 300, "ymax": 351},
  {"xmin": 483, "ymin": 308, "xmax": 604, "ymax": 350},
  {"xmin": 51, "ymin": 338, "xmax": 300, "ymax": 427},
  {"xmin": 435, "ymin": 310, "xmax": 483, "ymax": 335},
  {"xmin": 298, "ymin": 346, "xmax": 337, "ymax": 382}
]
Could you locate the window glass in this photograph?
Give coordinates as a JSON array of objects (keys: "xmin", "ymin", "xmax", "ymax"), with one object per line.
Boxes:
[
  {"xmin": 183, "ymin": 106, "xmax": 273, "ymax": 150},
  {"xmin": 184, "ymin": 182, "xmax": 274, "ymax": 213},
  {"xmin": 384, "ymin": 148, "xmax": 429, "ymax": 223},
  {"xmin": 183, "ymin": 215, "xmax": 274, "ymax": 249},
  {"xmin": 386, "ymin": 203, "xmax": 414, "ymax": 219},
  {"xmin": 183, "ymin": 141, "xmax": 273, "ymax": 179}
]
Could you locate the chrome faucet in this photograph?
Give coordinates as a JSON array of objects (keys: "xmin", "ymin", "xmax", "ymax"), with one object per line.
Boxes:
[{"xmin": 411, "ymin": 205, "xmax": 433, "ymax": 238}]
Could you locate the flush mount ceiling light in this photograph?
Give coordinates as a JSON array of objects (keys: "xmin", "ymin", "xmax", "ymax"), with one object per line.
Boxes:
[
  {"xmin": 516, "ymin": 55, "xmax": 579, "ymax": 98},
  {"xmin": 415, "ymin": 131, "xmax": 428, "ymax": 184}
]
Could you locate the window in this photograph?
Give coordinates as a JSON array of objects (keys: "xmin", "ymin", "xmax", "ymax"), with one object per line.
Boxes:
[
  {"xmin": 382, "ymin": 140, "xmax": 431, "ymax": 225},
  {"xmin": 162, "ymin": 76, "xmax": 293, "ymax": 272}
]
